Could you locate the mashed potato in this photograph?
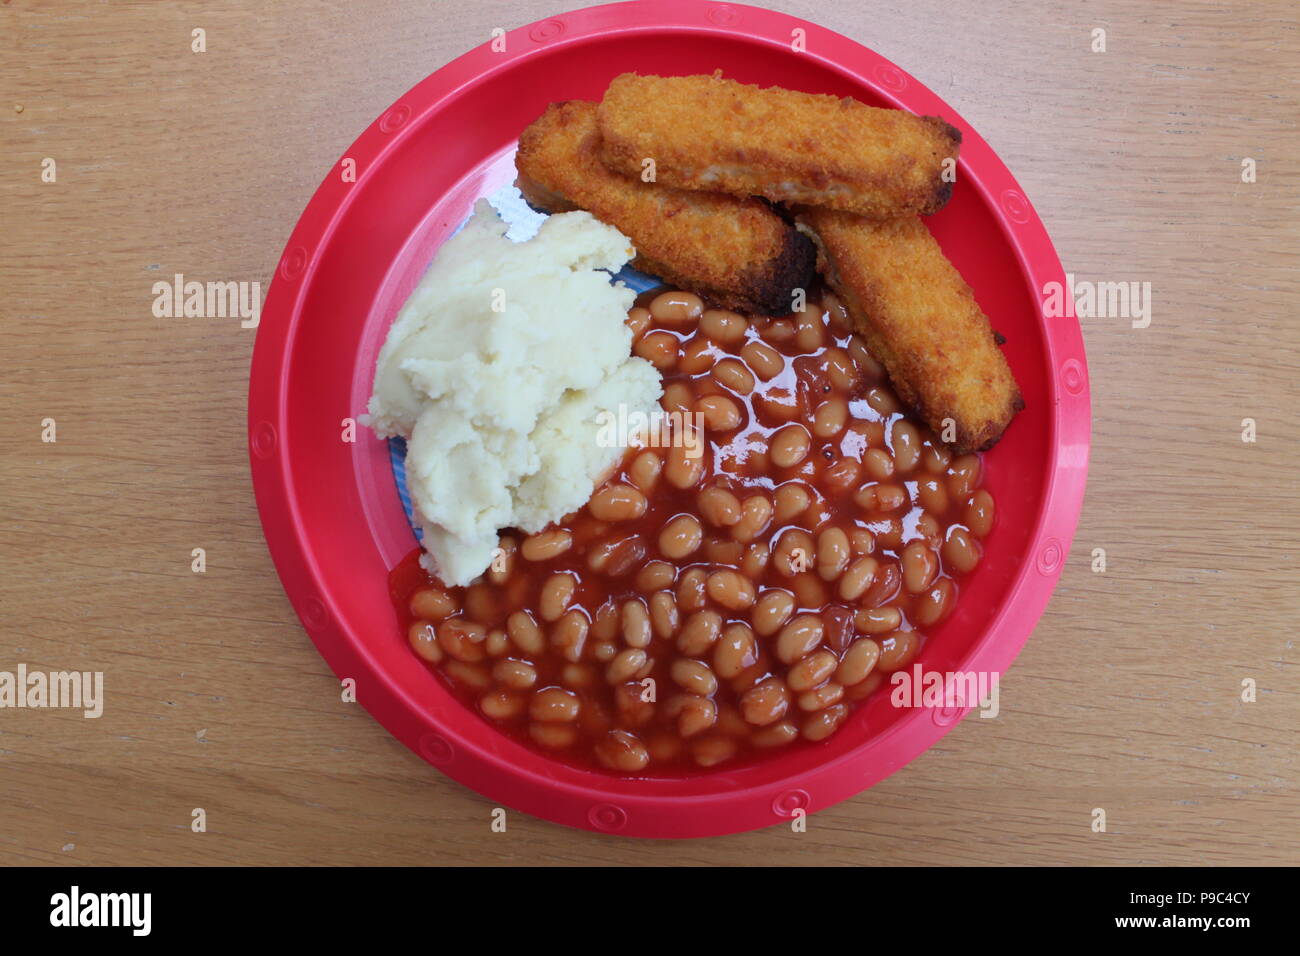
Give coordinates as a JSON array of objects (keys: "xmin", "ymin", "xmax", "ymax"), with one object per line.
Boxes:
[{"xmin": 365, "ymin": 200, "xmax": 662, "ymax": 586}]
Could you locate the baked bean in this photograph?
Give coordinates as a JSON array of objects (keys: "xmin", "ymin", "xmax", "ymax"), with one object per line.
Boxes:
[
  {"xmin": 676, "ymin": 568, "xmax": 708, "ymax": 612},
  {"xmin": 760, "ymin": 317, "xmax": 796, "ymax": 344},
  {"xmin": 480, "ymin": 688, "xmax": 524, "ymax": 720},
  {"xmin": 550, "ymin": 610, "xmax": 589, "ymax": 663},
  {"xmin": 856, "ymin": 482, "xmax": 909, "ymax": 513},
  {"xmin": 485, "ymin": 629, "xmax": 509, "ymax": 656},
  {"xmin": 741, "ymin": 541, "xmax": 770, "ymax": 579},
  {"xmin": 493, "ymin": 658, "xmax": 537, "ymax": 690},
  {"xmin": 646, "ymin": 732, "xmax": 681, "ymax": 762},
  {"xmin": 860, "ymin": 561, "xmax": 902, "ymax": 609},
  {"xmin": 696, "ymin": 394, "xmax": 742, "ymax": 431},
  {"xmin": 752, "ymin": 721, "xmax": 799, "ymax": 748},
  {"xmin": 713, "ymin": 357, "xmax": 756, "ymax": 395},
  {"xmin": 587, "ymin": 534, "xmax": 646, "ymax": 576},
  {"xmin": 838, "ymin": 557, "xmax": 879, "ymax": 602},
  {"xmin": 438, "ymin": 619, "xmax": 486, "ymax": 663},
  {"xmin": 521, "ymin": 529, "xmax": 572, "ymax": 562},
  {"xmin": 595, "ymin": 729, "xmax": 650, "ymax": 771},
  {"xmin": 706, "ymin": 570, "xmax": 756, "ymax": 610},
  {"xmin": 823, "ymin": 347, "xmax": 859, "ymax": 391},
  {"xmin": 741, "ymin": 340, "xmax": 785, "ymax": 380},
  {"xmin": 700, "ymin": 308, "xmax": 748, "ymax": 344},
  {"xmin": 507, "ymin": 610, "xmax": 545, "ymax": 655},
  {"xmin": 649, "ymin": 289, "xmax": 704, "ymax": 323},
  {"xmin": 966, "ymin": 489, "xmax": 995, "ymax": 537},
  {"xmin": 533, "ymin": 686, "xmax": 585, "ymax": 723},
  {"xmin": 901, "ymin": 542, "xmax": 939, "ymax": 594},
  {"xmin": 870, "ymin": 516, "xmax": 905, "ymax": 550},
  {"xmin": 751, "ymin": 589, "xmax": 796, "ymax": 637},
  {"xmin": 822, "ymin": 457, "xmax": 861, "ymax": 495},
  {"xmin": 794, "ymin": 307, "xmax": 824, "ymax": 351},
  {"xmin": 866, "ymin": 387, "xmax": 899, "ymax": 416},
  {"xmin": 607, "ymin": 648, "xmax": 648, "ymax": 684},
  {"xmin": 923, "ymin": 441, "xmax": 953, "ymax": 474},
  {"xmin": 773, "ymin": 528, "xmax": 815, "ymax": 577},
  {"xmin": 741, "ymin": 678, "xmax": 791, "ymax": 726},
  {"xmin": 691, "ymin": 735, "xmax": 737, "ymax": 767},
  {"xmin": 660, "ymin": 382, "xmax": 693, "ymax": 416},
  {"xmin": 591, "ymin": 641, "xmax": 616, "ymax": 663},
  {"xmin": 855, "ymin": 606, "xmax": 902, "ymax": 635},
  {"xmin": 463, "ymin": 584, "xmax": 499, "ymax": 623},
  {"xmin": 890, "ymin": 419, "xmax": 922, "ymax": 474},
  {"xmin": 588, "ymin": 484, "xmax": 648, "ymax": 522},
  {"xmin": 621, "ymin": 599, "xmax": 652, "ymax": 648},
  {"xmin": 913, "ymin": 579, "xmax": 956, "ymax": 627},
  {"xmin": 849, "ymin": 528, "xmax": 876, "ymax": 556},
  {"xmin": 949, "ymin": 454, "xmax": 982, "ymax": 499},
  {"xmin": 775, "ymin": 614, "xmax": 824, "ymax": 664},
  {"xmin": 770, "ymin": 423, "xmax": 812, "ymax": 468},
  {"xmin": 812, "ymin": 398, "xmax": 848, "ymax": 438},
  {"xmin": 704, "ymin": 537, "xmax": 743, "ymax": 565},
  {"xmin": 774, "ymin": 483, "xmax": 812, "ymax": 523},
  {"xmin": 529, "ymin": 722, "xmax": 577, "ymax": 749},
  {"xmin": 614, "ymin": 681, "xmax": 654, "ymax": 726},
  {"xmin": 713, "ymin": 623, "xmax": 758, "ymax": 678},
  {"xmin": 625, "ymin": 305, "xmax": 651, "ymax": 340},
  {"xmin": 671, "ymin": 659, "xmax": 718, "ymax": 697},
  {"xmin": 677, "ymin": 609, "xmax": 722, "ymax": 656},
  {"xmin": 943, "ymin": 526, "xmax": 982, "ymax": 574},
  {"xmin": 730, "ymin": 495, "xmax": 773, "ymax": 543},
  {"xmin": 755, "ymin": 388, "xmax": 800, "ymax": 422},
  {"xmin": 816, "ymin": 527, "xmax": 850, "ymax": 581},
  {"xmin": 791, "ymin": 572, "xmax": 829, "ymax": 608},
  {"xmin": 876, "ymin": 631, "xmax": 920, "ymax": 672},
  {"xmin": 824, "ymin": 604, "xmax": 855, "ymax": 654},
  {"xmin": 836, "ymin": 638, "xmax": 881, "ymax": 686},
  {"xmin": 538, "ymin": 572, "xmax": 577, "ymax": 622},
  {"xmin": 801, "ymin": 703, "xmax": 849, "ymax": 741},
  {"xmin": 822, "ymin": 292, "xmax": 850, "ymax": 334},
  {"xmin": 410, "ymin": 588, "xmax": 456, "ymax": 622},
  {"xmin": 916, "ymin": 477, "xmax": 949, "ymax": 515},
  {"xmin": 679, "ymin": 337, "xmax": 715, "ymax": 375},
  {"xmin": 591, "ymin": 600, "xmax": 619, "ymax": 640},
  {"xmin": 635, "ymin": 329, "xmax": 679, "ymax": 369},
  {"xmin": 798, "ymin": 682, "xmax": 844, "ymax": 712},
  {"xmin": 445, "ymin": 660, "xmax": 491, "ymax": 691},
  {"xmin": 408, "ymin": 621, "xmax": 443, "ymax": 663},
  {"xmin": 698, "ymin": 486, "xmax": 742, "ymax": 526},
  {"xmin": 659, "ymin": 513, "xmax": 703, "ymax": 559},
  {"xmin": 648, "ymin": 591, "xmax": 679, "ymax": 639},
  {"xmin": 635, "ymin": 560, "xmax": 675, "ymax": 592},
  {"xmin": 664, "ymin": 442, "xmax": 706, "ymax": 490},
  {"xmin": 848, "ymin": 335, "xmax": 885, "ymax": 380},
  {"xmin": 863, "ymin": 447, "xmax": 895, "ymax": 481},
  {"xmin": 787, "ymin": 649, "xmax": 838, "ymax": 692},
  {"xmin": 628, "ymin": 450, "xmax": 662, "ymax": 493}
]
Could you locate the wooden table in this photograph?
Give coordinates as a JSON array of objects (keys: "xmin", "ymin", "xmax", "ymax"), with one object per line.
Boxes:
[{"xmin": 3, "ymin": 0, "xmax": 1296, "ymax": 866}]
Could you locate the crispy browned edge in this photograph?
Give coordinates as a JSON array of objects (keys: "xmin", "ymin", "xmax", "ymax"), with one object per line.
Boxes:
[
  {"xmin": 596, "ymin": 73, "xmax": 963, "ymax": 219},
  {"xmin": 797, "ymin": 213, "xmax": 1023, "ymax": 454},
  {"xmin": 515, "ymin": 100, "xmax": 815, "ymax": 315}
]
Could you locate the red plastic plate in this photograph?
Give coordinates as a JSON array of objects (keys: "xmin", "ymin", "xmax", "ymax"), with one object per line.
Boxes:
[{"xmin": 249, "ymin": 0, "xmax": 1090, "ymax": 838}]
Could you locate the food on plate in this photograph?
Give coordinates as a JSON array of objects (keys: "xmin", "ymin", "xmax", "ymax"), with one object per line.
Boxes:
[
  {"xmin": 381, "ymin": 70, "xmax": 1023, "ymax": 773},
  {"xmin": 795, "ymin": 209, "xmax": 1023, "ymax": 453},
  {"xmin": 365, "ymin": 199, "xmax": 662, "ymax": 587},
  {"xmin": 596, "ymin": 72, "xmax": 961, "ymax": 220},
  {"xmin": 393, "ymin": 287, "xmax": 996, "ymax": 771},
  {"xmin": 515, "ymin": 99, "xmax": 815, "ymax": 316}
]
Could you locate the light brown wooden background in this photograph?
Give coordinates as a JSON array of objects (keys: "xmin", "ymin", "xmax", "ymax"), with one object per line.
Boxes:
[{"xmin": 2, "ymin": 0, "xmax": 1297, "ymax": 866}]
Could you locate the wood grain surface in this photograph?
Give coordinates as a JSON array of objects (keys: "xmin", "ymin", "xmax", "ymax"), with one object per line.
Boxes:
[{"xmin": 2, "ymin": 0, "xmax": 1297, "ymax": 866}]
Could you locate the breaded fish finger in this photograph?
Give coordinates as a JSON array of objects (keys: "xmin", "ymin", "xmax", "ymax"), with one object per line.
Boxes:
[
  {"xmin": 597, "ymin": 72, "xmax": 960, "ymax": 220},
  {"xmin": 796, "ymin": 208, "xmax": 1022, "ymax": 453},
  {"xmin": 516, "ymin": 100, "xmax": 814, "ymax": 316}
]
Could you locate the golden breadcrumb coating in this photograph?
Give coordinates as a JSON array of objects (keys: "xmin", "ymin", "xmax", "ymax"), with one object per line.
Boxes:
[
  {"xmin": 796, "ymin": 208, "xmax": 1023, "ymax": 453},
  {"xmin": 597, "ymin": 72, "xmax": 961, "ymax": 220},
  {"xmin": 515, "ymin": 100, "xmax": 814, "ymax": 316}
]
